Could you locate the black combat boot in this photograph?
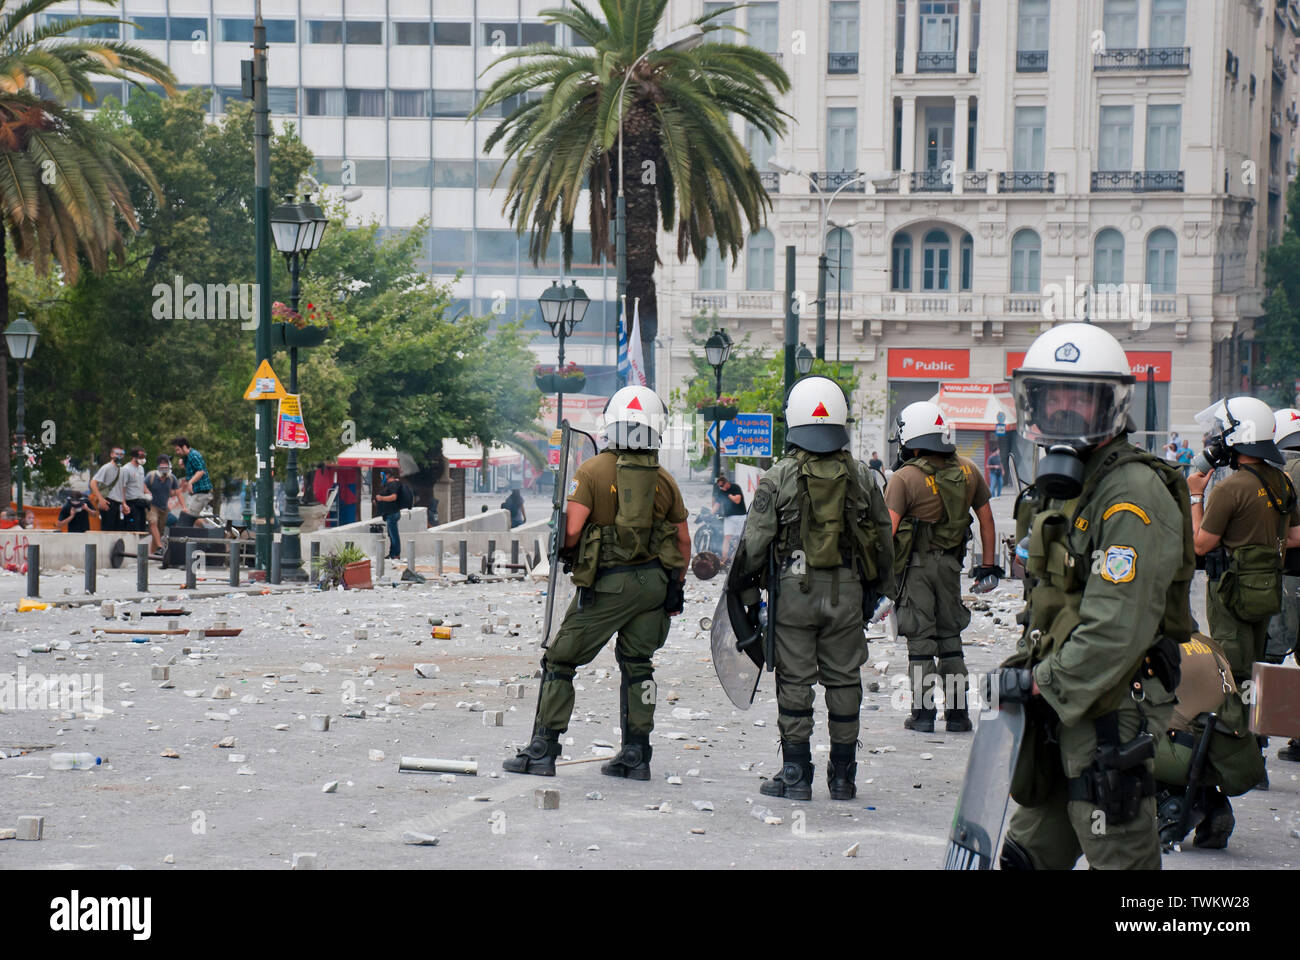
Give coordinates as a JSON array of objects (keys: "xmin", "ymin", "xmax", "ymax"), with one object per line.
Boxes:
[
  {"xmin": 944, "ymin": 709, "xmax": 973, "ymax": 732},
  {"xmin": 502, "ymin": 726, "xmax": 562, "ymax": 776},
  {"xmin": 826, "ymin": 742, "xmax": 857, "ymax": 801},
  {"xmin": 601, "ymin": 739, "xmax": 652, "ymax": 780},
  {"xmin": 904, "ymin": 708, "xmax": 936, "ymax": 733},
  {"xmin": 760, "ymin": 742, "xmax": 814, "ymax": 801},
  {"xmin": 1255, "ymin": 738, "xmax": 1269, "ymax": 790},
  {"xmin": 1155, "ymin": 787, "xmax": 1202, "ymax": 851},
  {"xmin": 1192, "ymin": 788, "xmax": 1235, "ymax": 849},
  {"xmin": 1278, "ymin": 739, "xmax": 1300, "ymax": 762}
]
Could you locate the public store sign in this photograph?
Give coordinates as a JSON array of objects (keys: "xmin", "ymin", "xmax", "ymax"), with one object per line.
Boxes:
[
  {"xmin": 1005, "ymin": 350, "xmax": 1171, "ymax": 382},
  {"xmin": 888, "ymin": 349, "xmax": 970, "ymax": 379}
]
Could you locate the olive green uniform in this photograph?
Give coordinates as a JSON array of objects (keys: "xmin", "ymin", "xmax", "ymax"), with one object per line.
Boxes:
[
  {"xmin": 533, "ymin": 450, "xmax": 687, "ymax": 741},
  {"xmin": 1265, "ymin": 455, "xmax": 1300, "ymax": 665},
  {"xmin": 884, "ymin": 455, "xmax": 989, "ymax": 716},
  {"xmin": 1200, "ymin": 462, "xmax": 1300, "ymax": 685},
  {"xmin": 1004, "ymin": 441, "xmax": 1187, "ymax": 870},
  {"xmin": 739, "ymin": 453, "xmax": 894, "ymax": 747}
]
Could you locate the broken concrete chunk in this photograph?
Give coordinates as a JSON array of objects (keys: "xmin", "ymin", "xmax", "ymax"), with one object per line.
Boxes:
[
  {"xmin": 414, "ymin": 663, "xmax": 440, "ymax": 678},
  {"xmin": 151, "ymin": 666, "xmax": 169, "ymax": 681},
  {"xmin": 16, "ymin": 816, "xmax": 44, "ymax": 841},
  {"xmin": 368, "ymin": 749, "xmax": 385, "ymax": 762},
  {"xmin": 843, "ymin": 842, "xmax": 860, "ymax": 858},
  {"xmin": 402, "ymin": 831, "xmax": 439, "ymax": 846},
  {"xmin": 535, "ymin": 788, "xmax": 560, "ymax": 810},
  {"xmin": 322, "ymin": 781, "xmax": 339, "ymax": 793},
  {"xmin": 482, "ymin": 710, "xmax": 504, "ymax": 726},
  {"xmin": 291, "ymin": 852, "xmax": 317, "ymax": 870},
  {"xmin": 310, "ymin": 715, "xmax": 331, "ymax": 732},
  {"xmin": 210, "ymin": 685, "xmax": 232, "ymax": 700},
  {"xmin": 160, "ymin": 749, "xmax": 180, "ymax": 759}
]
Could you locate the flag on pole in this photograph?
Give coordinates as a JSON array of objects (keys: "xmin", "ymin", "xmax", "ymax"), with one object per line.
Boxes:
[
  {"xmin": 616, "ymin": 295, "xmax": 630, "ymax": 384},
  {"xmin": 627, "ymin": 297, "xmax": 647, "ymax": 387}
]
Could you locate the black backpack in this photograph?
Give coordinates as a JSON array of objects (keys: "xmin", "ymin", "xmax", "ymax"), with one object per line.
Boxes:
[{"xmin": 396, "ymin": 482, "xmax": 414, "ymax": 510}]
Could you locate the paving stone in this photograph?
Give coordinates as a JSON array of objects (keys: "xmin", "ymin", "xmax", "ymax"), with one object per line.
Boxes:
[{"xmin": 535, "ymin": 788, "xmax": 560, "ymax": 810}]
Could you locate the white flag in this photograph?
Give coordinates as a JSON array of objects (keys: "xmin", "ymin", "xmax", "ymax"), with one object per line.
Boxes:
[{"xmin": 627, "ymin": 298, "xmax": 647, "ymax": 387}]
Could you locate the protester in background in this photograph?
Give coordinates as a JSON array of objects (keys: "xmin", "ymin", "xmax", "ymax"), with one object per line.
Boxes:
[
  {"xmin": 987, "ymin": 447, "xmax": 1004, "ymax": 498},
  {"xmin": 172, "ymin": 437, "xmax": 213, "ymax": 523},
  {"xmin": 714, "ymin": 473, "xmax": 747, "ymax": 561},
  {"xmin": 121, "ymin": 446, "xmax": 150, "ymax": 534},
  {"xmin": 90, "ymin": 445, "xmax": 126, "ymax": 531},
  {"xmin": 868, "ymin": 450, "xmax": 885, "ymax": 473},
  {"xmin": 57, "ymin": 492, "xmax": 92, "ymax": 533},
  {"xmin": 0, "ymin": 508, "xmax": 18, "ymax": 529},
  {"xmin": 145, "ymin": 455, "xmax": 180, "ymax": 557},
  {"xmin": 374, "ymin": 470, "xmax": 407, "ymax": 560},
  {"xmin": 501, "ymin": 487, "xmax": 527, "ymax": 528},
  {"xmin": 1177, "ymin": 439, "xmax": 1194, "ymax": 476}
]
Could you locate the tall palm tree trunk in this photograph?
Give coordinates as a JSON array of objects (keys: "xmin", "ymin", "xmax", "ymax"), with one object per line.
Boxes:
[
  {"xmin": 624, "ymin": 107, "xmax": 661, "ymax": 389},
  {"xmin": 0, "ymin": 221, "xmax": 10, "ymax": 511}
]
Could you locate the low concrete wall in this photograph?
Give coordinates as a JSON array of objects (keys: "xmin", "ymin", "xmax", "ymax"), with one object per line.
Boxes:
[
  {"xmin": 301, "ymin": 508, "xmax": 539, "ymax": 568},
  {"xmin": 1, "ymin": 529, "xmax": 152, "ymax": 573}
]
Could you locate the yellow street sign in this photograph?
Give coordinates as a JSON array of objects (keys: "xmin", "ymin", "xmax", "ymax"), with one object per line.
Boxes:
[{"xmin": 244, "ymin": 359, "xmax": 288, "ymax": 400}]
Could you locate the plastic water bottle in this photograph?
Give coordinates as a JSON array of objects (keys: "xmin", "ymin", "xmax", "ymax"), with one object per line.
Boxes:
[{"xmin": 49, "ymin": 753, "xmax": 101, "ymax": 771}]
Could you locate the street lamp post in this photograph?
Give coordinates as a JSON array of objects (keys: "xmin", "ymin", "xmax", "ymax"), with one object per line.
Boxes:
[
  {"xmin": 828, "ymin": 218, "xmax": 858, "ymax": 365},
  {"xmin": 704, "ymin": 329, "xmax": 732, "ymax": 483},
  {"xmin": 539, "ymin": 280, "xmax": 590, "ymax": 430},
  {"xmin": 271, "ymin": 196, "xmax": 329, "ymax": 580},
  {"xmin": 795, "ymin": 342, "xmax": 814, "ymax": 377},
  {"xmin": 4, "ymin": 313, "xmax": 39, "ymax": 518}
]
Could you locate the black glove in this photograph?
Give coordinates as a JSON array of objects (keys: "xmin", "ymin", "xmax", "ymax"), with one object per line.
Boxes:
[
  {"xmin": 971, "ymin": 563, "xmax": 1004, "ymax": 594},
  {"xmin": 994, "ymin": 667, "xmax": 1036, "ymax": 704},
  {"xmin": 557, "ymin": 545, "xmax": 576, "ymax": 574},
  {"xmin": 664, "ymin": 577, "xmax": 685, "ymax": 615}
]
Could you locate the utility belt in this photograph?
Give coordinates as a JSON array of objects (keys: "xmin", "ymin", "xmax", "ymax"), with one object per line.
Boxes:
[
  {"xmin": 911, "ymin": 543, "xmax": 965, "ymax": 562},
  {"xmin": 1065, "ymin": 711, "xmax": 1156, "ymax": 824},
  {"xmin": 1169, "ymin": 729, "xmax": 1198, "ymax": 750},
  {"xmin": 780, "ymin": 558, "xmax": 855, "ymax": 573},
  {"xmin": 596, "ymin": 558, "xmax": 664, "ymax": 578}
]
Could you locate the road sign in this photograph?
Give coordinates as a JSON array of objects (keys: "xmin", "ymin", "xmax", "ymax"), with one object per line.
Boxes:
[
  {"xmin": 275, "ymin": 394, "xmax": 310, "ymax": 448},
  {"xmin": 995, "ymin": 423, "xmax": 1006, "ymax": 436},
  {"xmin": 717, "ymin": 413, "xmax": 773, "ymax": 458},
  {"xmin": 244, "ymin": 359, "xmax": 287, "ymax": 400}
]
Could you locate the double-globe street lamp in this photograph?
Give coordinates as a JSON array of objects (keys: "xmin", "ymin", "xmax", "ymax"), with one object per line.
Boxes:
[
  {"xmin": 4, "ymin": 313, "xmax": 39, "ymax": 518},
  {"xmin": 704, "ymin": 329, "xmax": 732, "ymax": 483},
  {"xmin": 538, "ymin": 280, "xmax": 591, "ymax": 430},
  {"xmin": 270, "ymin": 195, "xmax": 329, "ymax": 580}
]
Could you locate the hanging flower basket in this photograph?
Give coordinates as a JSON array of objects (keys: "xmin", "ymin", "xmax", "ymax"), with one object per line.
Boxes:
[
  {"xmin": 272, "ymin": 301, "xmax": 330, "ymax": 348},
  {"xmin": 534, "ymin": 363, "xmax": 586, "ymax": 394},
  {"xmin": 697, "ymin": 396, "xmax": 740, "ymax": 421}
]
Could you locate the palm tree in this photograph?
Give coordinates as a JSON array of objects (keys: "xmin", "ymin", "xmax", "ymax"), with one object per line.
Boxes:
[
  {"xmin": 0, "ymin": 0, "xmax": 173, "ymax": 506},
  {"xmin": 473, "ymin": 0, "xmax": 789, "ymax": 387}
]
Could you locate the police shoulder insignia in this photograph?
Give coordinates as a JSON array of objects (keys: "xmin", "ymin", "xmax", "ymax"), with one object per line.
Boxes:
[
  {"xmin": 753, "ymin": 482, "xmax": 773, "ymax": 513},
  {"xmin": 567, "ymin": 478, "xmax": 579, "ymax": 497},
  {"xmin": 1102, "ymin": 502, "xmax": 1151, "ymax": 524},
  {"xmin": 1074, "ymin": 516, "xmax": 1089, "ymax": 531},
  {"xmin": 1099, "ymin": 545, "xmax": 1137, "ymax": 584}
]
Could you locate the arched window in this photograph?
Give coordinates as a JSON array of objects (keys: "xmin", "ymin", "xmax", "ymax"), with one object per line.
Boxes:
[
  {"xmin": 827, "ymin": 228, "xmax": 853, "ymax": 292},
  {"xmin": 891, "ymin": 234, "xmax": 912, "ymax": 291},
  {"xmin": 747, "ymin": 228, "xmax": 775, "ymax": 290},
  {"xmin": 1094, "ymin": 228, "xmax": 1125, "ymax": 286},
  {"xmin": 922, "ymin": 229, "xmax": 950, "ymax": 291},
  {"xmin": 960, "ymin": 233, "xmax": 974, "ymax": 291},
  {"xmin": 1010, "ymin": 229, "xmax": 1041, "ymax": 293},
  {"xmin": 1145, "ymin": 228, "xmax": 1177, "ymax": 294},
  {"xmin": 698, "ymin": 238, "xmax": 726, "ymax": 290}
]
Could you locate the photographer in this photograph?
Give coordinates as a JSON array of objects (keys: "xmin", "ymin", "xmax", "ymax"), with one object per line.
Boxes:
[{"xmin": 57, "ymin": 493, "xmax": 92, "ymax": 533}]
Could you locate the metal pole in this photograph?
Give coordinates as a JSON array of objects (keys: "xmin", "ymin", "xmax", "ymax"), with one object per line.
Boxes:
[
  {"xmin": 816, "ymin": 252, "xmax": 828, "ymax": 361},
  {"xmin": 26, "ymin": 544, "xmax": 38, "ymax": 597},
  {"xmin": 459, "ymin": 539, "xmax": 467, "ymax": 575},
  {"xmin": 184, "ymin": 542, "xmax": 196, "ymax": 590},
  {"xmin": 783, "ymin": 245, "xmax": 797, "ymax": 400},
  {"xmin": 270, "ymin": 540, "xmax": 282, "ymax": 584},
  {"xmin": 229, "ymin": 540, "xmax": 240, "ymax": 586},
  {"xmin": 712, "ymin": 362, "xmax": 723, "ymax": 482},
  {"xmin": 281, "ymin": 250, "xmax": 305, "ymax": 580},
  {"xmin": 835, "ymin": 230, "xmax": 844, "ymax": 364},
  {"xmin": 309, "ymin": 539, "xmax": 320, "ymax": 583},
  {"xmin": 136, "ymin": 537, "xmax": 148, "ymax": 593},
  {"xmin": 84, "ymin": 544, "xmax": 96, "ymax": 594},
  {"xmin": 252, "ymin": 5, "xmax": 274, "ymax": 571},
  {"xmin": 14, "ymin": 361, "xmax": 24, "ymax": 516},
  {"xmin": 556, "ymin": 322, "xmax": 565, "ymax": 429}
]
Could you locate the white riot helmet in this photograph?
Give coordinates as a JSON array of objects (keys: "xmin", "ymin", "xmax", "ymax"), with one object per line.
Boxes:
[
  {"xmin": 892, "ymin": 401, "xmax": 955, "ymax": 455},
  {"xmin": 603, "ymin": 384, "xmax": 667, "ymax": 450},
  {"xmin": 1274, "ymin": 408, "xmax": 1300, "ymax": 453},
  {"xmin": 1011, "ymin": 322, "xmax": 1135, "ymax": 450},
  {"xmin": 785, "ymin": 376, "xmax": 849, "ymax": 453},
  {"xmin": 1195, "ymin": 396, "xmax": 1280, "ymax": 464}
]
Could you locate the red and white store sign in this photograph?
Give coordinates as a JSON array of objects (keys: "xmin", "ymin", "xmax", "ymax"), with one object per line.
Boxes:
[
  {"xmin": 1004, "ymin": 350, "xmax": 1171, "ymax": 383},
  {"xmin": 888, "ymin": 348, "xmax": 970, "ymax": 379}
]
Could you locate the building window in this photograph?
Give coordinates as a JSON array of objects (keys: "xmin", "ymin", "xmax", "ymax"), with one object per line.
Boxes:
[
  {"xmin": 1094, "ymin": 228, "xmax": 1125, "ymax": 285},
  {"xmin": 346, "ymin": 22, "xmax": 382, "ymax": 44},
  {"xmin": 482, "ymin": 22, "xmax": 519, "ymax": 45},
  {"xmin": 960, "ymin": 234, "xmax": 974, "ymax": 291},
  {"xmin": 307, "ymin": 20, "xmax": 342, "ymax": 44},
  {"xmin": 268, "ymin": 88, "xmax": 297, "ymax": 114},
  {"xmin": 1013, "ymin": 106, "xmax": 1045, "ymax": 171},
  {"xmin": 1146, "ymin": 228, "xmax": 1177, "ymax": 293},
  {"xmin": 1103, "ymin": 0, "xmax": 1138, "ymax": 49},
  {"xmin": 391, "ymin": 159, "xmax": 433, "ymax": 188},
  {"xmin": 169, "ymin": 17, "xmax": 207, "ymax": 42},
  {"xmin": 219, "ymin": 19, "xmax": 294, "ymax": 43},
  {"xmin": 747, "ymin": 229, "xmax": 775, "ymax": 290},
  {"xmin": 919, "ymin": 1, "xmax": 959, "ymax": 54},
  {"xmin": 1098, "ymin": 105, "xmax": 1134, "ymax": 170},
  {"xmin": 703, "ymin": 1, "xmax": 738, "ymax": 38},
  {"xmin": 395, "ymin": 22, "xmax": 431, "ymax": 45},
  {"xmin": 1150, "ymin": 0, "xmax": 1186, "ymax": 47},
  {"xmin": 922, "ymin": 229, "xmax": 950, "ymax": 291},
  {"xmin": 433, "ymin": 90, "xmax": 476, "ymax": 118},
  {"xmin": 896, "ymin": 0, "xmax": 907, "ymax": 68},
  {"xmin": 1017, "ymin": 0, "xmax": 1049, "ymax": 59},
  {"xmin": 827, "ymin": 107, "xmax": 857, "ymax": 172},
  {"xmin": 346, "ymin": 89, "xmax": 385, "ymax": 117},
  {"xmin": 827, "ymin": 228, "xmax": 853, "ymax": 292},
  {"xmin": 1145, "ymin": 104, "xmax": 1181, "ymax": 172},
  {"xmin": 891, "ymin": 235, "xmax": 913, "ymax": 290},
  {"xmin": 434, "ymin": 22, "xmax": 471, "ymax": 46},
  {"xmin": 748, "ymin": 3, "xmax": 780, "ymax": 53},
  {"xmin": 829, "ymin": 1, "xmax": 859, "ymax": 72},
  {"xmin": 699, "ymin": 238, "xmax": 726, "ymax": 289},
  {"xmin": 1010, "ymin": 229, "xmax": 1041, "ymax": 293},
  {"xmin": 304, "ymin": 88, "xmax": 344, "ymax": 116},
  {"xmin": 391, "ymin": 90, "xmax": 431, "ymax": 118},
  {"xmin": 746, "ymin": 122, "xmax": 774, "ymax": 172},
  {"xmin": 433, "ymin": 160, "xmax": 476, "ymax": 188},
  {"xmin": 132, "ymin": 17, "xmax": 167, "ymax": 40}
]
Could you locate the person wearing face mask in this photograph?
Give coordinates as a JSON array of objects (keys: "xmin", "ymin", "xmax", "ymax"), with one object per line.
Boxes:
[
  {"xmin": 120, "ymin": 447, "xmax": 150, "ymax": 535},
  {"xmin": 995, "ymin": 322, "xmax": 1194, "ymax": 870},
  {"xmin": 145, "ymin": 455, "xmax": 180, "ymax": 557},
  {"xmin": 90, "ymin": 446, "xmax": 127, "ymax": 531}
]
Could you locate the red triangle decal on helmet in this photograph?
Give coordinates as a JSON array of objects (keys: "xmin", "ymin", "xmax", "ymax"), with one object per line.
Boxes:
[
  {"xmin": 1292, "ymin": 412, "xmax": 1300, "ymax": 421},
  {"xmin": 811, "ymin": 402, "xmax": 830, "ymax": 418},
  {"xmin": 935, "ymin": 414, "xmax": 944, "ymax": 426},
  {"xmin": 626, "ymin": 395, "xmax": 643, "ymax": 411}
]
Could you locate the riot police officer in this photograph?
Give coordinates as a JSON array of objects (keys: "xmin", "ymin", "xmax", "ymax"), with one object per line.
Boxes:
[
  {"xmin": 503, "ymin": 386, "xmax": 691, "ymax": 779},
  {"xmin": 1268, "ymin": 409, "xmax": 1300, "ymax": 763},
  {"xmin": 886, "ymin": 401, "xmax": 999, "ymax": 733},
  {"xmin": 1187, "ymin": 397, "xmax": 1300, "ymax": 788},
  {"xmin": 733, "ymin": 376, "xmax": 894, "ymax": 801},
  {"xmin": 1000, "ymin": 323, "xmax": 1192, "ymax": 870}
]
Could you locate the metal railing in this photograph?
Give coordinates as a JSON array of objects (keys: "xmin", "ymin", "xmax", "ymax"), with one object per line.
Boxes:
[
  {"xmin": 998, "ymin": 171, "xmax": 1056, "ymax": 192},
  {"xmin": 758, "ymin": 170, "xmax": 779, "ymax": 191},
  {"xmin": 895, "ymin": 48, "xmax": 904, "ymax": 73},
  {"xmin": 963, "ymin": 170, "xmax": 988, "ymax": 191},
  {"xmin": 1094, "ymin": 47, "xmax": 1190, "ymax": 70},
  {"xmin": 1017, "ymin": 50, "xmax": 1048, "ymax": 72},
  {"xmin": 916, "ymin": 49, "xmax": 956, "ymax": 72},
  {"xmin": 910, "ymin": 169, "xmax": 952, "ymax": 192},
  {"xmin": 1143, "ymin": 170, "xmax": 1185, "ymax": 191},
  {"xmin": 810, "ymin": 170, "xmax": 867, "ymax": 192},
  {"xmin": 1091, "ymin": 171, "xmax": 1185, "ymax": 192},
  {"xmin": 828, "ymin": 51, "xmax": 858, "ymax": 74}
]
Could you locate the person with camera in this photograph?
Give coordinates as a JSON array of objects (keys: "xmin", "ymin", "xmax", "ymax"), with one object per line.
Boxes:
[{"xmin": 57, "ymin": 493, "xmax": 93, "ymax": 533}]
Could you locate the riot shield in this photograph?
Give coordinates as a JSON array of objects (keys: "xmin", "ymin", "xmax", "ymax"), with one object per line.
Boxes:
[
  {"xmin": 710, "ymin": 590, "xmax": 764, "ymax": 709},
  {"xmin": 943, "ymin": 696, "xmax": 1026, "ymax": 870},
  {"xmin": 541, "ymin": 422, "xmax": 599, "ymax": 649}
]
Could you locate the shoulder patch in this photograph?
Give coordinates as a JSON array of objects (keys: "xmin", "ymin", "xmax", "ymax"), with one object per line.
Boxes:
[
  {"xmin": 753, "ymin": 482, "xmax": 773, "ymax": 513},
  {"xmin": 1099, "ymin": 545, "xmax": 1137, "ymax": 584},
  {"xmin": 1074, "ymin": 516, "xmax": 1089, "ymax": 531},
  {"xmin": 567, "ymin": 478, "xmax": 579, "ymax": 497},
  {"xmin": 1102, "ymin": 502, "xmax": 1151, "ymax": 524}
]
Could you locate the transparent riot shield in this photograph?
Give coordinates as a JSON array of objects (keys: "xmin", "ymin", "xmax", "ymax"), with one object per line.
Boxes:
[{"xmin": 541, "ymin": 422, "xmax": 598, "ymax": 649}]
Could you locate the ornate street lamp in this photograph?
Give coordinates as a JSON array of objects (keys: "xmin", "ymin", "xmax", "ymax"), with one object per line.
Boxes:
[
  {"xmin": 4, "ymin": 313, "xmax": 38, "ymax": 517},
  {"xmin": 704, "ymin": 329, "xmax": 733, "ymax": 482},
  {"xmin": 795, "ymin": 342, "xmax": 814, "ymax": 376},
  {"xmin": 539, "ymin": 280, "xmax": 589, "ymax": 428}
]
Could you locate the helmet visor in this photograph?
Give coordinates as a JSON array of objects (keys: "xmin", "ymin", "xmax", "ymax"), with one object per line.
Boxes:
[{"xmin": 1012, "ymin": 374, "xmax": 1133, "ymax": 447}]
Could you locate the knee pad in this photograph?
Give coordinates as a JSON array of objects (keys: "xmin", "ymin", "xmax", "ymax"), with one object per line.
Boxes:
[
  {"xmin": 824, "ymin": 683, "xmax": 862, "ymax": 725},
  {"xmin": 999, "ymin": 837, "xmax": 1034, "ymax": 871}
]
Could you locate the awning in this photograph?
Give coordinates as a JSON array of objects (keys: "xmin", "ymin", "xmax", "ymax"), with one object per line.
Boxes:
[
  {"xmin": 334, "ymin": 441, "xmax": 418, "ymax": 475},
  {"xmin": 442, "ymin": 439, "xmax": 523, "ymax": 470},
  {"xmin": 929, "ymin": 383, "xmax": 1017, "ymax": 431}
]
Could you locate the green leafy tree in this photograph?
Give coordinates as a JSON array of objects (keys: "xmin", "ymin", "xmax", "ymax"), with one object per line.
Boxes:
[
  {"xmin": 472, "ymin": 0, "xmax": 789, "ymax": 385},
  {"xmin": 1259, "ymin": 181, "xmax": 1300, "ymax": 406},
  {"xmin": 735, "ymin": 353, "xmax": 864, "ymax": 457}
]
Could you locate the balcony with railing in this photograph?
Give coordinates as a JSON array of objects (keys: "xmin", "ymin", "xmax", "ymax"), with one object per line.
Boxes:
[
  {"xmin": 969, "ymin": 49, "xmax": 978, "ymax": 72},
  {"xmin": 963, "ymin": 171, "xmax": 988, "ymax": 191},
  {"xmin": 1017, "ymin": 50, "xmax": 1048, "ymax": 72},
  {"xmin": 911, "ymin": 169, "xmax": 952, "ymax": 192},
  {"xmin": 1094, "ymin": 47, "xmax": 1190, "ymax": 71},
  {"xmin": 828, "ymin": 51, "xmax": 858, "ymax": 74},
  {"xmin": 810, "ymin": 171, "xmax": 866, "ymax": 192},
  {"xmin": 758, "ymin": 170, "xmax": 779, "ymax": 191},
  {"xmin": 690, "ymin": 292, "xmax": 729, "ymax": 312},
  {"xmin": 1091, "ymin": 170, "xmax": 1184, "ymax": 192},
  {"xmin": 895, "ymin": 48, "xmax": 904, "ymax": 73},
  {"xmin": 999, "ymin": 171, "xmax": 1056, "ymax": 192},
  {"xmin": 916, "ymin": 49, "xmax": 956, "ymax": 72},
  {"xmin": 872, "ymin": 172, "xmax": 902, "ymax": 193}
]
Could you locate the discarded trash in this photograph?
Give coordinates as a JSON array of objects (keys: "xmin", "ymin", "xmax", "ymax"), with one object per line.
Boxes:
[
  {"xmin": 49, "ymin": 753, "xmax": 101, "ymax": 771},
  {"xmin": 843, "ymin": 842, "xmax": 860, "ymax": 858},
  {"xmin": 402, "ymin": 831, "xmax": 439, "ymax": 846},
  {"xmin": 322, "ymin": 781, "xmax": 339, "ymax": 793},
  {"xmin": 369, "ymin": 749, "xmax": 385, "ymax": 762},
  {"xmin": 17, "ymin": 599, "xmax": 49, "ymax": 612},
  {"xmin": 398, "ymin": 756, "xmax": 479, "ymax": 776},
  {"xmin": 431, "ymin": 626, "xmax": 453, "ymax": 640}
]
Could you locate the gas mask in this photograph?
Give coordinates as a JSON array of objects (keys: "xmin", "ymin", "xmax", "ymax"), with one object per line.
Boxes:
[{"xmin": 1036, "ymin": 444, "xmax": 1086, "ymax": 500}]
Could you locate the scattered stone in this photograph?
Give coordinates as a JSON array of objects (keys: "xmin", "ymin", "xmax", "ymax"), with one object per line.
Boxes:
[
  {"xmin": 690, "ymin": 828, "xmax": 706, "ymax": 835},
  {"xmin": 163, "ymin": 854, "xmax": 174, "ymax": 864},
  {"xmin": 0, "ymin": 829, "xmax": 16, "ymax": 840},
  {"xmin": 311, "ymin": 715, "xmax": 331, "ymax": 732},
  {"xmin": 585, "ymin": 791, "xmax": 604, "ymax": 801},
  {"xmin": 204, "ymin": 712, "xmax": 229, "ymax": 722},
  {"xmin": 919, "ymin": 752, "xmax": 934, "ymax": 760},
  {"xmin": 211, "ymin": 686, "xmax": 232, "ymax": 700},
  {"xmin": 753, "ymin": 720, "xmax": 766, "ymax": 727},
  {"xmin": 160, "ymin": 749, "xmax": 180, "ymax": 759},
  {"xmin": 658, "ymin": 801, "xmax": 673, "ymax": 814},
  {"xmin": 586, "ymin": 844, "xmax": 599, "ymax": 851},
  {"xmin": 228, "ymin": 754, "xmax": 247, "ymax": 763},
  {"xmin": 16, "ymin": 816, "xmax": 44, "ymax": 841},
  {"xmin": 843, "ymin": 842, "xmax": 860, "ymax": 858},
  {"xmin": 439, "ymin": 774, "xmax": 456, "ymax": 784},
  {"xmin": 506, "ymin": 684, "xmax": 525, "ymax": 698},
  {"xmin": 151, "ymin": 666, "xmax": 169, "ymax": 681},
  {"xmin": 300, "ymin": 662, "xmax": 325, "ymax": 673},
  {"xmin": 183, "ymin": 689, "xmax": 205, "ymax": 698},
  {"xmin": 414, "ymin": 663, "xmax": 439, "ymax": 678},
  {"xmin": 369, "ymin": 749, "xmax": 385, "ymax": 762},
  {"xmin": 158, "ymin": 681, "xmax": 175, "ymax": 690},
  {"xmin": 273, "ymin": 723, "xmax": 290, "ymax": 731},
  {"xmin": 692, "ymin": 800, "xmax": 715, "ymax": 812},
  {"xmin": 867, "ymin": 681, "xmax": 880, "ymax": 693},
  {"xmin": 291, "ymin": 852, "xmax": 317, "ymax": 870},
  {"xmin": 666, "ymin": 775, "xmax": 683, "ymax": 785},
  {"xmin": 322, "ymin": 781, "xmax": 339, "ymax": 793},
  {"xmin": 237, "ymin": 766, "xmax": 255, "ymax": 775},
  {"xmin": 535, "ymin": 788, "xmax": 560, "ymax": 810},
  {"xmin": 402, "ymin": 831, "xmax": 439, "ymax": 846},
  {"xmin": 868, "ymin": 745, "xmax": 896, "ymax": 754},
  {"xmin": 482, "ymin": 710, "xmax": 504, "ymax": 726}
]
